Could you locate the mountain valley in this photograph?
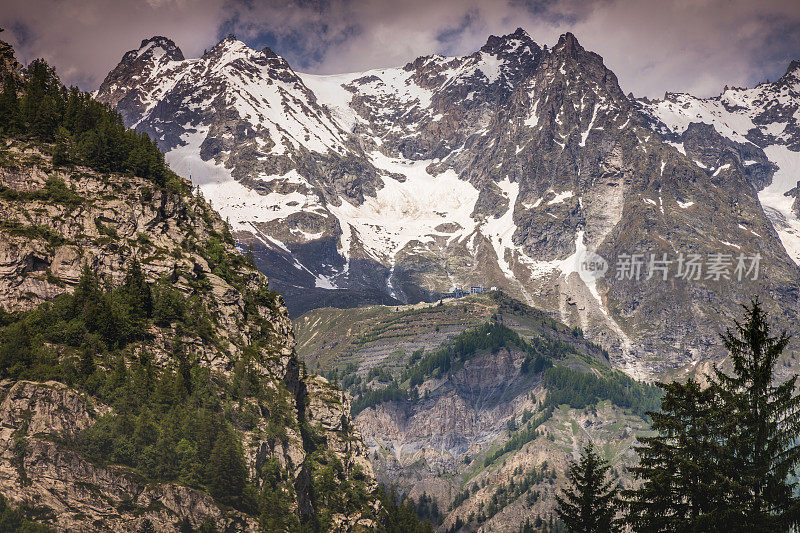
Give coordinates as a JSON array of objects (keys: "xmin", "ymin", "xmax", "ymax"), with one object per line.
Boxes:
[{"xmin": 0, "ymin": 16, "xmax": 799, "ymax": 532}]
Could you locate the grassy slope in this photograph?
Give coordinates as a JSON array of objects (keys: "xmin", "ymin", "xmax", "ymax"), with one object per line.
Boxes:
[{"xmin": 294, "ymin": 292, "xmax": 607, "ymax": 374}]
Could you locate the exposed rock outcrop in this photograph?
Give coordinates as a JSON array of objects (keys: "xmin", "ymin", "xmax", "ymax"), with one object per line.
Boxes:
[{"xmin": 0, "ymin": 136, "xmax": 381, "ymax": 531}]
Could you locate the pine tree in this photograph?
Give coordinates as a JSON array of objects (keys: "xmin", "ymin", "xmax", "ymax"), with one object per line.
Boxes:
[
  {"xmin": 52, "ymin": 126, "xmax": 73, "ymax": 167},
  {"xmin": 0, "ymin": 73, "xmax": 20, "ymax": 135},
  {"xmin": 712, "ymin": 300, "xmax": 800, "ymax": 531},
  {"xmin": 20, "ymin": 59, "xmax": 63, "ymax": 140},
  {"xmin": 245, "ymin": 244, "xmax": 256, "ymax": 267},
  {"xmin": 555, "ymin": 445, "xmax": 620, "ymax": 533},
  {"xmin": 72, "ymin": 265, "xmax": 105, "ymax": 337},
  {"xmin": 172, "ymin": 339, "xmax": 192, "ymax": 397},
  {"xmin": 205, "ymin": 426, "xmax": 248, "ymax": 507},
  {"xmin": 624, "ymin": 379, "xmax": 731, "ymax": 532},
  {"xmin": 122, "ymin": 258, "xmax": 152, "ymax": 324},
  {"xmin": 78, "ymin": 343, "xmax": 96, "ymax": 376},
  {"xmin": 106, "ymin": 353, "xmax": 128, "ymax": 395},
  {"xmin": 626, "ymin": 300, "xmax": 800, "ymax": 532}
]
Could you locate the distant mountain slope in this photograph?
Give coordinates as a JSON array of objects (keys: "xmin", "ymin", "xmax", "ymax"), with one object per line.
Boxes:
[
  {"xmin": 638, "ymin": 62, "xmax": 800, "ymax": 261},
  {"xmin": 98, "ymin": 30, "xmax": 800, "ymax": 380},
  {"xmin": 293, "ymin": 292, "xmax": 659, "ymax": 531}
]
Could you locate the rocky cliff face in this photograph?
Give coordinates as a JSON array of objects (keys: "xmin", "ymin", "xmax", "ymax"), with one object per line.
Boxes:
[
  {"xmin": 0, "ymin": 134, "xmax": 382, "ymax": 530},
  {"xmin": 97, "ymin": 30, "xmax": 800, "ymax": 381},
  {"xmin": 0, "ymin": 380, "xmax": 259, "ymax": 531},
  {"xmin": 638, "ymin": 61, "xmax": 800, "ymax": 262}
]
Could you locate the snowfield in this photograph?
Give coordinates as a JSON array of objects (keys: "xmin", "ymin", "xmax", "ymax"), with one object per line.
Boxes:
[
  {"xmin": 166, "ymin": 128, "xmax": 327, "ymax": 235},
  {"xmin": 758, "ymin": 145, "xmax": 800, "ymax": 263},
  {"xmin": 328, "ymin": 152, "xmax": 480, "ymax": 263}
]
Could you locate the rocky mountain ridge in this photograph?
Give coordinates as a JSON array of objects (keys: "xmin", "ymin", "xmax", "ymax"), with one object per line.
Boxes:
[
  {"xmin": 638, "ymin": 60, "xmax": 800, "ymax": 261},
  {"xmin": 97, "ymin": 30, "xmax": 800, "ymax": 381}
]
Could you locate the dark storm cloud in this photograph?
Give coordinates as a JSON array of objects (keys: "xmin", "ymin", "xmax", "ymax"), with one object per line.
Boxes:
[{"xmin": 1, "ymin": 0, "xmax": 799, "ymax": 97}]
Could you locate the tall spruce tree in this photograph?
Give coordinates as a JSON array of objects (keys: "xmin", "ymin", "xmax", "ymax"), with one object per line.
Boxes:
[
  {"xmin": 206, "ymin": 425, "xmax": 248, "ymax": 507},
  {"xmin": 122, "ymin": 258, "xmax": 153, "ymax": 325},
  {"xmin": 624, "ymin": 379, "xmax": 732, "ymax": 532},
  {"xmin": 555, "ymin": 444, "xmax": 620, "ymax": 533},
  {"xmin": 626, "ymin": 300, "xmax": 800, "ymax": 532},
  {"xmin": 712, "ymin": 300, "xmax": 800, "ymax": 531},
  {"xmin": 0, "ymin": 73, "xmax": 20, "ymax": 135}
]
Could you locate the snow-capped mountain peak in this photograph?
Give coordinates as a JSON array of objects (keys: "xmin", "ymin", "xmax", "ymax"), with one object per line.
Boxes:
[
  {"xmin": 639, "ymin": 55, "xmax": 800, "ymax": 268},
  {"xmin": 782, "ymin": 59, "xmax": 800, "ymax": 78},
  {"xmin": 480, "ymin": 27, "xmax": 538, "ymax": 56},
  {"xmin": 97, "ymin": 31, "xmax": 800, "ymax": 380},
  {"xmin": 95, "ymin": 36, "xmax": 186, "ymax": 120},
  {"xmin": 202, "ymin": 34, "xmax": 272, "ymax": 66},
  {"xmin": 132, "ymin": 36, "xmax": 184, "ymax": 63}
]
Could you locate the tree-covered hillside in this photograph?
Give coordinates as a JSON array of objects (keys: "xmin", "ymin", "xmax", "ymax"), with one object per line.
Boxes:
[
  {"xmin": 0, "ymin": 36, "xmax": 430, "ymax": 532},
  {"xmin": 1, "ymin": 55, "xmax": 178, "ymax": 188}
]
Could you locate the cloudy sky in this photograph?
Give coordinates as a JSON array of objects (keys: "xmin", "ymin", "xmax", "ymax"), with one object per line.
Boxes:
[{"xmin": 2, "ymin": 0, "xmax": 799, "ymax": 98}]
